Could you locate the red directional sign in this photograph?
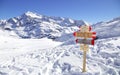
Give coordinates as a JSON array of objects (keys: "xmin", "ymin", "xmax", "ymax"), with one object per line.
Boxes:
[
  {"xmin": 73, "ymin": 25, "xmax": 96, "ymax": 72},
  {"xmin": 73, "ymin": 32, "xmax": 96, "ymax": 39},
  {"xmin": 75, "ymin": 39, "xmax": 94, "ymax": 45}
]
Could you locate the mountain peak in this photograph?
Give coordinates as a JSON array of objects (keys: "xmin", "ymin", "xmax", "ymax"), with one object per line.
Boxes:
[
  {"xmin": 25, "ymin": 11, "xmax": 36, "ymax": 15},
  {"xmin": 23, "ymin": 11, "xmax": 43, "ymax": 19}
]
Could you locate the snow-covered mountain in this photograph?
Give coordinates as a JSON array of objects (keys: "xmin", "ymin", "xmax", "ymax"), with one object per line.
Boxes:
[
  {"xmin": 92, "ymin": 17, "xmax": 120, "ymax": 39},
  {"xmin": 0, "ymin": 11, "xmax": 85, "ymax": 41},
  {"xmin": 0, "ymin": 11, "xmax": 120, "ymax": 40},
  {"xmin": 1, "ymin": 11, "xmax": 120, "ymax": 43},
  {"xmin": 0, "ymin": 12, "xmax": 120, "ymax": 75}
]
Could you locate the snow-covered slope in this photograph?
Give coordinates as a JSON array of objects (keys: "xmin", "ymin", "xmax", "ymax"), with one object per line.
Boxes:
[
  {"xmin": 0, "ymin": 35, "xmax": 120, "ymax": 75},
  {"xmin": 0, "ymin": 30, "xmax": 19, "ymax": 38},
  {"xmin": 92, "ymin": 17, "xmax": 120, "ymax": 39}
]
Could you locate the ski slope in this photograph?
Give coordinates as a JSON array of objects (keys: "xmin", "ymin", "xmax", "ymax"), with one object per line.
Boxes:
[{"xmin": 0, "ymin": 35, "xmax": 120, "ymax": 75}]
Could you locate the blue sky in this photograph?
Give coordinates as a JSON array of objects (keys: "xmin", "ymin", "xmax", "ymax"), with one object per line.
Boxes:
[{"xmin": 0, "ymin": 0, "xmax": 120, "ymax": 24}]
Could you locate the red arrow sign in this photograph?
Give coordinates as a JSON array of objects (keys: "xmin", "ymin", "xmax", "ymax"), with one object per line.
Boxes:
[
  {"xmin": 75, "ymin": 39, "xmax": 94, "ymax": 45},
  {"xmin": 73, "ymin": 32, "xmax": 96, "ymax": 39}
]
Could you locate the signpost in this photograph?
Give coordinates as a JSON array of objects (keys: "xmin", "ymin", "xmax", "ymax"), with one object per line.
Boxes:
[{"xmin": 73, "ymin": 25, "xmax": 96, "ymax": 72}]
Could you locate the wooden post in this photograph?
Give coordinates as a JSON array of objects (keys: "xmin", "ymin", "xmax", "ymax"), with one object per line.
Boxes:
[
  {"xmin": 81, "ymin": 26, "xmax": 88, "ymax": 72},
  {"xmin": 83, "ymin": 50, "xmax": 87, "ymax": 72},
  {"xmin": 73, "ymin": 25, "xmax": 96, "ymax": 72},
  {"xmin": 82, "ymin": 44, "xmax": 87, "ymax": 72}
]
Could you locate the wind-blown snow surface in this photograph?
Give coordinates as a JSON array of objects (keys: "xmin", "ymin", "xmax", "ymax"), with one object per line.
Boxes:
[{"xmin": 0, "ymin": 34, "xmax": 120, "ymax": 75}]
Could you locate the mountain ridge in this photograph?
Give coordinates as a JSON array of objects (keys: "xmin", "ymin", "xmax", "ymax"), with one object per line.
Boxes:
[
  {"xmin": 0, "ymin": 11, "xmax": 85, "ymax": 40},
  {"xmin": 92, "ymin": 16, "xmax": 120, "ymax": 39},
  {"xmin": 0, "ymin": 11, "xmax": 120, "ymax": 40}
]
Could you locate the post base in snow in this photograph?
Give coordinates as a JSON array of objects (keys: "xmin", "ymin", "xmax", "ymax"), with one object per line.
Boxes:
[{"xmin": 82, "ymin": 70, "xmax": 86, "ymax": 72}]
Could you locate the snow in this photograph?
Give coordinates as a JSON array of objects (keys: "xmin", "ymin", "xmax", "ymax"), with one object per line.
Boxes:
[
  {"xmin": 25, "ymin": 11, "xmax": 43, "ymax": 19},
  {"xmin": 68, "ymin": 19, "xmax": 74, "ymax": 24},
  {"xmin": 92, "ymin": 16, "xmax": 120, "ymax": 39},
  {"xmin": 0, "ymin": 37, "xmax": 62, "ymax": 57},
  {"xmin": 0, "ymin": 34, "xmax": 120, "ymax": 75},
  {"xmin": 0, "ymin": 30, "xmax": 18, "ymax": 38},
  {"xmin": 0, "ymin": 11, "xmax": 87, "ymax": 39},
  {"xmin": 0, "ymin": 11, "xmax": 120, "ymax": 75}
]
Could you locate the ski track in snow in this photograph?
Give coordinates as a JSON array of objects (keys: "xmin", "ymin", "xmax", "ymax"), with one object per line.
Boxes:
[{"xmin": 0, "ymin": 37, "xmax": 120, "ymax": 75}]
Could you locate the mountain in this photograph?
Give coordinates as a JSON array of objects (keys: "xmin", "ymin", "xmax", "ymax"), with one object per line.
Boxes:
[
  {"xmin": 0, "ymin": 12, "xmax": 120, "ymax": 75},
  {"xmin": 0, "ymin": 11, "xmax": 85, "ymax": 41},
  {"xmin": 92, "ymin": 17, "xmax": 120, "ymax": 39},
  {"xmin": 0, "ymin": 11, "xmax": 120, "ymax": 40}
]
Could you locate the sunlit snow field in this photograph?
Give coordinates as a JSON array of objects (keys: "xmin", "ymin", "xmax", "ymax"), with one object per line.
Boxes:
[{"xmin": 0, "ymin": 30, "xmax": 120, "ymax": 75}]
